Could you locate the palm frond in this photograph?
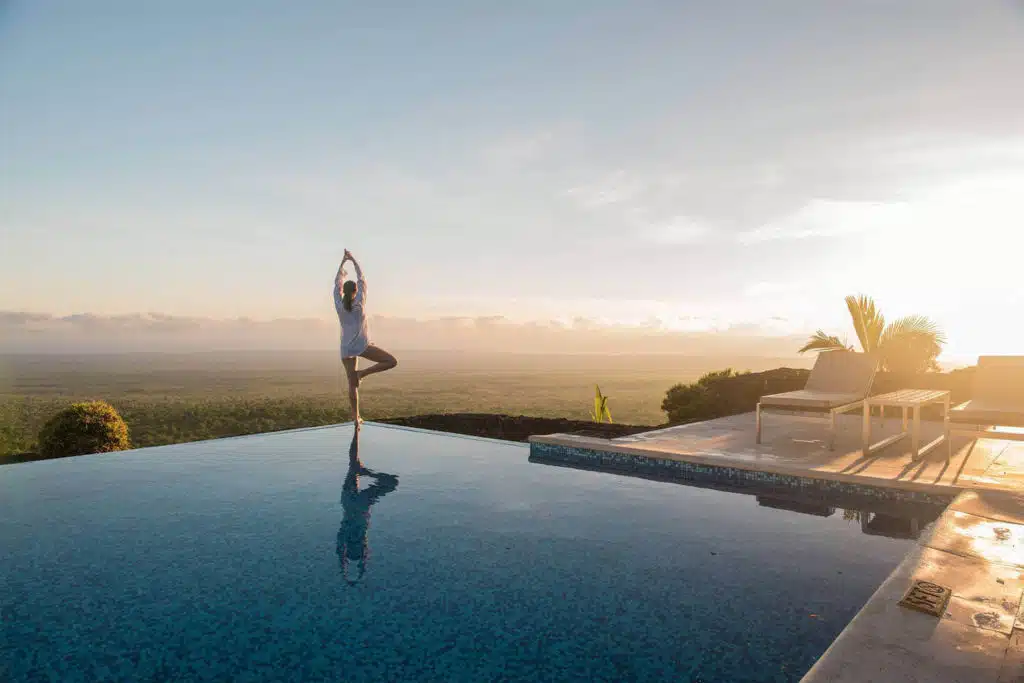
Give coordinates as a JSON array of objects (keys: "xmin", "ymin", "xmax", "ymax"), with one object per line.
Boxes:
[
  {"xmin": 845, "ymin": 294, "xmax": 885, "ymax": 353},
  {"xmin": 880, "ymin": 315, "xmax": 946, "ymax": 346},
  {"xmin": 878, "ymin": 314, "xmax": 946, "ymax": 373},
  {"xmin": 798, "ymin": 330, "xmax": 851, "ymax": 354}
]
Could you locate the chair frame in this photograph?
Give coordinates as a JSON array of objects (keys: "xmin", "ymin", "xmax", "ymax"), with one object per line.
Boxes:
[
  {"xmin": 947, "ymin": 356, "xmax": 1024, "ymax": 446},
  {"xmin": 755, "ymin": 350, "xmax": 877, "ymax": 451},
  {"xmin": 756, "ymin": 399, "xmax": 866, "ymax": 450},
  {"xmin": 948, "ymin": 411, "xmax": 1024, "ymax": 443}
]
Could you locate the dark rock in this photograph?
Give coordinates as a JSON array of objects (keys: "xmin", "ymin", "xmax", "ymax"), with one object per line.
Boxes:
[{"xmin": 378, "ymin": 413, "xmax": 658, "ymax": 443}]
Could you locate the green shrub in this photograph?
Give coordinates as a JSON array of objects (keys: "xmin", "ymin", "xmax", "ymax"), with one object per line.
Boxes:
[
  {"xmin": 37, "ymin": 401, "xmax": 131, "ymax": 458},
  {"xmin": 661, "ymin": 368, "xmax": 811, "ymax": 424}
]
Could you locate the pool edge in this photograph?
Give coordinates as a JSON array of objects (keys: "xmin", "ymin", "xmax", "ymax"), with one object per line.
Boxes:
[
  {"xmin": 799, "ymin": 488, "xmax": 1024, "ymax": 682},
  {"xmin": 1, "ymin": 421, "xmax": 528, "ymax": 469},
  {"xmin": 528, "ymin": 436, "xmax": 955, "ymax": 503}
]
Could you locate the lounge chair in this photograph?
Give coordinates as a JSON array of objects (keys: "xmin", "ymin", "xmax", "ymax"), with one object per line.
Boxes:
[
  {"xmin": 948, "ymin": 356, "xmax": 1024, "ymax": 443},
  {"xmin": 756, "ymin": 350, "xmax": 877, "ymax": 449}
]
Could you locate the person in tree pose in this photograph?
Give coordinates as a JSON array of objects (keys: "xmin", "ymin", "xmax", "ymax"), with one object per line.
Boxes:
[{"xmin": 334, "ymin": 250, "xmax": 397, "ymax": 426}]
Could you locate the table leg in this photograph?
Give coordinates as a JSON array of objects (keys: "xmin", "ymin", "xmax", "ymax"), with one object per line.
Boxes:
[
  {"xmin": 902, "ymin": 406, "xmax": 908, "ymax": 431},
  {"xmin": 862, "ymin": 402, "xmax": 872, "ymax": 453},
  {"xmin": 944, "ymin": 394, "xmax": 951, "ymax": 461},
  {"xmin": 911, "ymin": 406, "xmax": 922, "ymax": 460},
  {"xmin": 755, "ymin": 404, "xmax": 762, "ymax": 444}
]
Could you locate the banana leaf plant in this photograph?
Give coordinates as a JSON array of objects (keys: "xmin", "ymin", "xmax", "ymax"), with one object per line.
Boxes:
[{"xmin": 590, "ymin": 385, "xmax": 613, "ymax": 424}]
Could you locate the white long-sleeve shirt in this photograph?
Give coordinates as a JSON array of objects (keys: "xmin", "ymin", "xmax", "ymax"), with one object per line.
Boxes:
[{"xmin": 334, "ymin": 260, "xmax": 370, "ymax": 358}]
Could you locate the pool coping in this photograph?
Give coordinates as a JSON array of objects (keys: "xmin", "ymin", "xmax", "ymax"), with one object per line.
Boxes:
[
  {"xmin": 529, "ymin": 433, "xmax": 961, "ymax": 497},
  {"xmin": 528, "ymin": 450, "xmax": 951, "ymax": 526}
]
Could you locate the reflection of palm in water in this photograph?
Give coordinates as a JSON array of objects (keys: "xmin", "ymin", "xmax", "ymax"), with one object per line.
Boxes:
[{"xmin": 338, "ymin": 429, "xmax": 398, "ymax": 584}]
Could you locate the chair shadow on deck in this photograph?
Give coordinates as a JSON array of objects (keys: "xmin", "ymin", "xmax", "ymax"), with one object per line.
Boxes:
[
  {"xmin": 613, "ymin": 410, "xmax": 1010, "ymax": 492},
  {"xmin": 745, "ymin": 411, "xmax": 980, "ymax": 488},
  {"xmin": 839, "ymin": 450, "xmax": 887, "ymax": 475},
  {"xmin": 841, "ymin": 431, "xmax": 978, "ymax": 486}
]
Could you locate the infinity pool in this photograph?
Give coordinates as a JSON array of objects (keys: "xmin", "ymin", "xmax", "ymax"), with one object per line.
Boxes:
[{"xmin": 1, "ymin": 423, "xmax": 938, "ymax": 682}]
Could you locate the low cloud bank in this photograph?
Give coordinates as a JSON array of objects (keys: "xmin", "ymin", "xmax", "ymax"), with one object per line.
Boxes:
[{"xmin": 0, "ymin": 311, "xmax": 808, "ymax": 357}]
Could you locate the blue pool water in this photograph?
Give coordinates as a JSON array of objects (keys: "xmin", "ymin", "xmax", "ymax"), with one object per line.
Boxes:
[{"xmin": 2, "ymin": 424, "xmax": 937, "ymax": 682}]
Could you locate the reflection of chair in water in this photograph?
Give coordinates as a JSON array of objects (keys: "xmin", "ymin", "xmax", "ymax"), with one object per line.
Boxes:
[
  {"xmin": 756, "ymin": 495, "xmax": 836, "ymax": 517},
  {"xmin": 858, "ymin": 512, "xmax": 923, "ymax": 539},
  {"xmin": 337, "ymin": 429, "xmax": 398, "ymax": 585}
]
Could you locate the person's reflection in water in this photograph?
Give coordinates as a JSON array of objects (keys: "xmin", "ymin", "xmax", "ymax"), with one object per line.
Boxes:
[{"xmin": 338, "ymin": 428, "xmax": 398, "ymax": 585}]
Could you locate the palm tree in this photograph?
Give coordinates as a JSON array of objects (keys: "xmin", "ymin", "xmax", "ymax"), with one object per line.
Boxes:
[{"xmin": 799, "ymin": 295, "xmax": 945, "ymax": 373}]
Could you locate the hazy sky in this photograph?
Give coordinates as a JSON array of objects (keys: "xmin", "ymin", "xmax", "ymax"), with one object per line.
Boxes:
[{"xmin": 2, "ymin": 1, "xmax": 1023, "ymax": 360}]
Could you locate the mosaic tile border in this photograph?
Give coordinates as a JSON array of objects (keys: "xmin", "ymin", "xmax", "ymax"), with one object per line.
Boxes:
[{"xmin": 530, "ymin": 441, "xmax": 954, "ymax": 507}]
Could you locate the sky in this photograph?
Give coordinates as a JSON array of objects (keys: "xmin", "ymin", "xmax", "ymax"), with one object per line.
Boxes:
[{"xmin": 2, "ymin": 1, "xmax": 1024, "ymax": 362}]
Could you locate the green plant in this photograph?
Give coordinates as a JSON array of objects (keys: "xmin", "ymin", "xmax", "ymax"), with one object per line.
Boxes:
[
  {"xmin": 37, "ymin": 401, "xmax": 131, "ymax": 458},
  {"xmin": 590, "ymin": 385, "xmax": 613, "ymax": 423},
  {"xmin": 661, "ymin": 367, "xmax": 810, "ymax": 424},
  {"xmin": 662, "ymin": 368, "xmax": 741, "ymax": 424},
  {"xmin": 799, "ymin": 294, "xmax": 945, "ymax": 373},
  {"xmin": 842, "ymin": 509, "xmax": 866, "ymax": 523}
]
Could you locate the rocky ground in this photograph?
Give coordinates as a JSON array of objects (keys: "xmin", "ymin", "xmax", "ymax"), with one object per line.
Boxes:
[{"xmin": 380, "ymin": 413, "xmax": 661, "ymax": 442}]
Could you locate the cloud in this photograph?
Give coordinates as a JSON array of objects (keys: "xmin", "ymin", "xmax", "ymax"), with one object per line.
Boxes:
[
  {"xmin": 0, "ymin": 312, "xmax": 333, "ymax": 353},
  {"xmin": 477, "ymin": 125, "xmax": 580, "ymax": 172},
  {"xmin": 0, "ymin": 311, "xmax": 51, "ymax": 325},
  {"xmin": 743, "ymin": 282, "xmax": 801, "ymax": 297},
  {"xmin": 0, "ymin": 310, "xmax": 810, "ymax": 356},
  {"xmin": 565, "ymin": 170, "xmax": 648, "ymax": 209},
  {"xmin": 735, "ymin": 198, "xmax": 910, "ymax": 244},
  {"xmin": 641, "ymin": 216, "xmax": 713, "ymax": 245},
  {"xmin": 480, "ymin": 132, "xmax": 557, "ymax": 170},
  {"xmin": 734, "ymin": 169, "xmax": 1024, "ymax": 293}
]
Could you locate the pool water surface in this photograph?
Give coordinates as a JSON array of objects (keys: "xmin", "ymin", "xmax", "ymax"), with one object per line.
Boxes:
[{"xmin": 1, "ymin": 423, "xmax": 938, "ymax": 682}]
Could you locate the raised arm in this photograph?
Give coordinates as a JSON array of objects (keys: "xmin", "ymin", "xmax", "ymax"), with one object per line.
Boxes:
[
  {"xmin": 349, "ymin": 254, "xmax": 366, "ymax": 304},
  {"xmin": 333, "ymin": 258, "xmax": 347, "ymax": 309}
]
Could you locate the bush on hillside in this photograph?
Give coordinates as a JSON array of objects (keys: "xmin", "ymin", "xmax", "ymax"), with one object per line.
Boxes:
[
  {"xmin": 661, "ymin": 368, "xmax": 811, "ymax": 425},
  {"xmin": 37, "ymin": 401, "xmax": 131, "ymax": 458}
]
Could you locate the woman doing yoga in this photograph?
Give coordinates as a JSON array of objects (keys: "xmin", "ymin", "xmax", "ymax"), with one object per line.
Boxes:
[{"xmin": 334, "ymin": 250, "xmax": 397, "ymax": 426}]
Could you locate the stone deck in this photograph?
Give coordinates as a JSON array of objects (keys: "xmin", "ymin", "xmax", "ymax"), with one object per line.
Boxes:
[
  {"xmin": 802, "ymin": 489, "xmax": 1024, "ymax": 682},
  {"xmin": 531, "ymin": 412, "xmax": 1024, "ymax": 495}
]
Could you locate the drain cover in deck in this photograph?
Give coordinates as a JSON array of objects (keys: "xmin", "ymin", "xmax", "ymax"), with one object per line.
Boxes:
[{"xmin": 898, "ymin": 579, "xmax": 951, "ymax": 617}]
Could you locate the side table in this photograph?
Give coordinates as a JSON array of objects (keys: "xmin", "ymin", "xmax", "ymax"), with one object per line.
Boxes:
[{"xmin": 862, "ymin": 390, "xmax": 951, "ymax": 461}]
